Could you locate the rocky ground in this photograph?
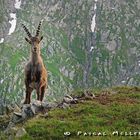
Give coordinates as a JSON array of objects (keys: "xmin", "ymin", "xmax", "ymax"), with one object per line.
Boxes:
[{"xmin": 0, "ymin": 86, "xmax": 140, "ymax": 140}]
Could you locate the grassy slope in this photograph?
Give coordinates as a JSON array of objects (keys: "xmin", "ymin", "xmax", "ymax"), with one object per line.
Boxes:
[
  {"xmin": 18, "ymin": 87, "xmax": 140, "ymax": 140},
  {"xmin": 0, "ymin": 87, "xmax": 140, "ymax": 140}
]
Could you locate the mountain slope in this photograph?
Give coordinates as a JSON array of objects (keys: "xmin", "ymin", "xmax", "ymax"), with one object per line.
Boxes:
[{"xmin": 0, "ymin": 0, "xmax": 140, "ymax": 112}]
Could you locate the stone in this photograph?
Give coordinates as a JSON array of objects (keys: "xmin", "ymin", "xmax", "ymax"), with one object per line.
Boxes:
[
  {"xmin": 13, "ymin": 112, "xmax": 22, "ymax": 117},
  {"xmin": 21, "ymin": 104, "xmax": 34, "ymax": 118},
  {"xmin": 63, "ymin": 95, "xmax": 73, "ymax": 103},
  {"xmin": 43, "ymin": 112, "xmax": 49, "ymax": 118},
  {"xmin": 42, "ymin": 102, "xmax": 57, "ymax": 109},
  {"xmin": 62, "ymin": 103, "xmax": 70, "ymax": 109},
  {"xmin": 31, "ymin": 100, "xmax": 44, "ymax": 114},
  {"xmin": 12, "ymin": 113, "xmax": 23, "ymax": 123},
  {"xmin": 4, "ymin": 122, "xmax": 16, "ymax": 135},
  {"xmin": 106, "ymin": 40, "xmax": 117, "ymax": 52},
  {"xmin": 71, "ymin": 98, "xmax": 78, "ymax": 104},
  {"xmin": 14, "ymin": 104, "xmax": 21, "ymax": 114},
  {"xmin": 84, "ymin": 91, "xmax": 96, "ymax": 99},
  {"xmin": 15, "ymin": 128, "xmax": 27, "ymax": 138},
  {"xmin": 63, "ymin": 95, "xmax": 78, "ymax": 104}
]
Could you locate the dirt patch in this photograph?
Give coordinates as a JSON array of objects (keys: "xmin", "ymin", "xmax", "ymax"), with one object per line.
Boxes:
[
  {"xmin": 114, "ymin": 97, "xmax": 139, "ymax": 104},
  {"xmin": 95, "ymin": 93, "xmax": 113, "ymax": 105},
  {"xmin": 94, "ymin": 92, "xmax": 139, "ymax": 105}
]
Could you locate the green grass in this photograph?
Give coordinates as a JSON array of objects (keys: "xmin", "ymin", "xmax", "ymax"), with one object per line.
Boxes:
[
  {"xmin": 9, "ymin": 51, "xmax": 22, "ymax": 70},
  {"xmin": 46, "ymin": 62, "xmax": 74, "ymax": 85},
  {"xmin": 70, "ymin": 37, "xmax": 86, "ymax": 64},
  {"xmin": 17, "ymin": 86, "xmax": 140, "ymax": 140}
]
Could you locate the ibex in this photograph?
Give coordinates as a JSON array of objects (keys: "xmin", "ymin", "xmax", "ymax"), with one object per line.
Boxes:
[{"xmin": 22, "ymin": 21, "xmax": 47, "ymax": 104}]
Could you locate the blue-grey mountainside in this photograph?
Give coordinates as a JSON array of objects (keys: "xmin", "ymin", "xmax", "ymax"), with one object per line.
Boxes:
[{"xmin": 0, "ymin": 0, "xmax": 140, "ymax": 110}]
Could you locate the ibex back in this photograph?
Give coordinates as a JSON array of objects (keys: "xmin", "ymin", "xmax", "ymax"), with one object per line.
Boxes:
[{"xmin": 22, "ymin": 21, "xmax": 47, "ymax": 104}]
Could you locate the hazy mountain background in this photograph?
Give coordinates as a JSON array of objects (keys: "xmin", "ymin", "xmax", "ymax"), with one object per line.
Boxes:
[{"xmin": 0, "ymin": 0, "xmax": 140, "ymax": 114}]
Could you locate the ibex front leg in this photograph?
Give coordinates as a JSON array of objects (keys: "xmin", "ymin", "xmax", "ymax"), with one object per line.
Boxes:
[
  {"xmin": 36, "ymin": 86, "xmax": 41, "ymax": 101},
  {"xmin": 40, "ymin": 85, "xmax": 46, "ymax": 101},
  {"xmin": 24, "ymin": 72, "xmax": 33, "ymax": 104},
  {"xmin": 36, "ymin": 71, "xmax": 42, "ymax": 101},
  {"xmin": 25, "ymin": 86, "xmax": 33, "ymax": 104}
]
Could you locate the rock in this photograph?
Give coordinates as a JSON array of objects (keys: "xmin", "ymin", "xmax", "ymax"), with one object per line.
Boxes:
[
  {"xmin": 42, "ymin": 102, "xmax": 57, "ymax": 109},
  {"xmin": 71, "ymin": 98, "xmax": 78, "ymax": 104},
  {"xmin": 9, "ymin": 127, "xmax": 18, "ymax": 134},
  {"xmin": 13, "ymin": 112, "xmax": 22, "ymax": 117},
  {"xmin": 106, "ymin": 40, "xmax": 117, "ymax": 52},
  {"xmin": 14, "ymin": 104, "xmax": 22, "ymax": 114},
  {"xmin": 21, "ymin": 104, "xmax": 34, "ymax": 119},
  {"xmin": 4, "ymin": 122, "xmax": 16, "ymax": 134},
  {"xmin": 63, "ymin": 95, "xmax": 73, "ymax": 103},
  {"xmin": 31, "ymin": 100, "xmax": 44, "ymax": 114},
  {"xmin": 15, "ymin": 128, "xmax": 27, "ymax": 138},
  {"xmin": 62, "ymin": 103, "xmax": 70, "ymax": 109},
  {"xmin": 44, "ymin": 112, "xmax": 49, "ymax": 118},
  {"xmin": 63, "ymin": 94, "xmax": 78, "ymax": 104},
  {"xmin": 12, "ymin": 113, "xmax": 23, "ymax": 124},
  {"xmin": 84, "ymin": 91, "xmax": 96, "ymax": 100},
  {"xmin": 0, "ymin": 114, "xmax": 11, "ymax": 130},
  {"xmin": 9, "ymin": 104, "xmax": 35, "ymax": 124},
  {"xmin": 9, "ymin": 104, "xmax": 23, "ymax": 123}
]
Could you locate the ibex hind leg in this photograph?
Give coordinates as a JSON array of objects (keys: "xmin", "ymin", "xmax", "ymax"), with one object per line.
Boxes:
[{"xmin": 24, "ymin": 87, "xmax": 33, "ymax": 104}]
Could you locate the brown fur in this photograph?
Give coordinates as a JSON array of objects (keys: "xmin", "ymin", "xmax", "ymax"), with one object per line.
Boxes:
[{"xmin": 22, "ymin": 22, "xmax": 47, "ymax": 104}]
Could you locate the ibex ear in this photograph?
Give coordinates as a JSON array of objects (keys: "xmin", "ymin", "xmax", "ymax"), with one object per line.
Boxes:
[
  {"xmin": 40, "ymin": 36, "xmax": 43, "ymax": 42},
  {"xmin": 25, "ymin": 37, "xmax": 31, "ymax": 44}
]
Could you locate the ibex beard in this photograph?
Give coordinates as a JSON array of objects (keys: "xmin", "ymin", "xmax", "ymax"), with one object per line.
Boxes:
[{"xmin": 22, "ymin": 21, "xmax": 47, "ymax": 104}]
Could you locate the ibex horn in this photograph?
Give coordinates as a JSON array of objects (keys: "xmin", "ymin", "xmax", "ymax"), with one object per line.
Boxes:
[
  {"xmin": 35, "ymin": 21, "xmax": 42, "ymax": 37},
  {"xmin": 21, "ymin": 24, "xmax": 32, "ymax": 38}
]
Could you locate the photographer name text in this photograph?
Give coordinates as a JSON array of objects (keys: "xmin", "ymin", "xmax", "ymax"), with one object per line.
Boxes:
[{"xmin": 64, "ymin": 131, "xmax": 140, "ymax": 137}]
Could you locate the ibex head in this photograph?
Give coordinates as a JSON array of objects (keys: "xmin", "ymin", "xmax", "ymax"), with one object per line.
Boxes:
[{"xmin": 22, "ymin": 21, "xmax": 43, "ymax": 54}]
